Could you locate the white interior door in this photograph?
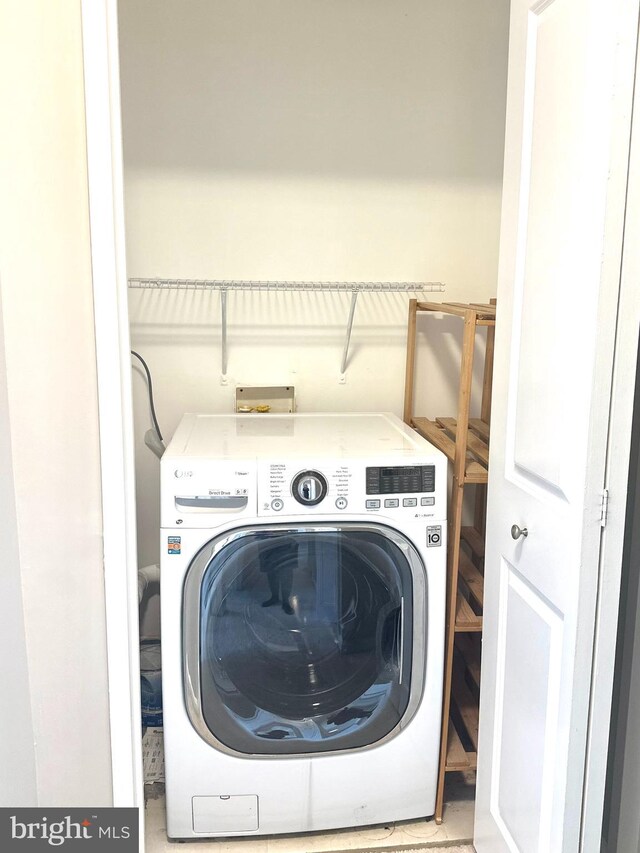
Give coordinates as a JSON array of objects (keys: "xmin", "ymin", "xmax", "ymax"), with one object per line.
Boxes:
[{"xmin": 475, "ymin": 1, "xmax": 639, "ymax": 851}]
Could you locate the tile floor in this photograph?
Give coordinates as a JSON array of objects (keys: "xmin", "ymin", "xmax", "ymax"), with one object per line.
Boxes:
[{"xmin": 144, "ymin": 773, "xmax": 475, "ymax": 852}]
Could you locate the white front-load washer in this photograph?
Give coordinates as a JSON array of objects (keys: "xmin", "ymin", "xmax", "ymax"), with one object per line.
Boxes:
[{"xmin": 160, "ymin": 412, "xmax": 447, "ymax": 840}]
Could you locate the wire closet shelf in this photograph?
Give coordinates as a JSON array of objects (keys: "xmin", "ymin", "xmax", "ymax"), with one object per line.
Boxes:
[
  {"xmin": 127, "ymin": 278, "xmax": 446, "ymax": 377},
  {"xmin": 128, "ymin": 278, "xmax": 444, "ymax": 292}
]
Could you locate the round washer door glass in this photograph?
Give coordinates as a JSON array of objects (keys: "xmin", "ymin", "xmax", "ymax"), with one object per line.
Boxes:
[{"xmin": 184, "ymin": 524, "xmax": 422, "ymax": 755}]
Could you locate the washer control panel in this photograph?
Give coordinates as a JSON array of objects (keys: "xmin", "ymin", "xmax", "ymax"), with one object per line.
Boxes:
[
  {"xmin": 257, "ymin": 458, "xmax": 443, "ymax": 518},
  {"xmin": 259, "ymin": 462, "xmax": 353, "ymax": 515}
]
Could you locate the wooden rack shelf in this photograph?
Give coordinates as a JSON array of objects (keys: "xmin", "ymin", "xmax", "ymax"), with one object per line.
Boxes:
[
  {"xmin": 456, "ymin": 634, "xmax": 482, "ymax": 690},
  {"xmin": 446, "ymin": 647, "xmax": 481, "ymax": 771},
  {"xmin": 455, "ymin": 596, "xmax": 482, "ymax": 632},
  {"xmin": 403, "ymin": 299, "xmax": 496, "ymax": 824},
  {"xmin": 413, "ymin": 417, "xmax": 490, "ymax": 483}
]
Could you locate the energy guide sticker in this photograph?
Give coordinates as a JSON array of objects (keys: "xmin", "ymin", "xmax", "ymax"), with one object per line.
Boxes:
[{"xmin": 168, "ymin": 536, "xmax": 181, "ymax": 554}]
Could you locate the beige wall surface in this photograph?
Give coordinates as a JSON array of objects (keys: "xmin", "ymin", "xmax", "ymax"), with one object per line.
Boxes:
[
  {"xmin": 0, "ymin": 289, "xmax": 38, "ymax": 806},
  {"xmin": 118, "ymin": 0, "xmax": 510, "ymax": 566},
  {"xmin": 0, "ymin": 0, "xmax": 113, "ymax": 805}
]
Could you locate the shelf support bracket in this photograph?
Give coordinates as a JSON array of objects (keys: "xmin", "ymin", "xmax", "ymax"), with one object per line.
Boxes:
[
  {"xmin": 340, "ymin": 291, "xmax": 359, "ymax": 377},
  {"xmin": 220, "ymin": 289, "xmax": 228, "ymax": 384}
]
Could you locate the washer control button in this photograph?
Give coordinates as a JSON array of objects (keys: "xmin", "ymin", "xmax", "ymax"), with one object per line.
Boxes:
[
  {"xmin": 403, "ymin": 498, "xmax": 418, "ymax": 507},
  {"xmin": 421, "ymin": 497, "xmax": 435, "ymax": 506},
  {"xmin": 365, "ymin": 499, "xmax": 381, "ymax": 509},
  {"xmin": 335, "ymin": 497, "xmax": 348, "ymax": 510},
  {"xmin": 384, "ymin": 499, "xmax": 399, "ymax": 508},
  {"xmin": 271, "ymin": 498, "xmax": 284, "ymax": 511}
]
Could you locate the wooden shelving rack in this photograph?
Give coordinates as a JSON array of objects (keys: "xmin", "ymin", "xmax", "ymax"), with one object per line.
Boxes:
[{"xmin": 403, "ymin": 299, "xmax": 496, "ymax": 824}]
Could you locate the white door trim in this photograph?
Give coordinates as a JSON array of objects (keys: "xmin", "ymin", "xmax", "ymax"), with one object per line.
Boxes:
[
  {"xmin": 581, "ymin": 10, "xmax": 640, "ymax": 847},
  {"xmin": 80, "ymin": 0, "xmax": 144, "ymax": 818}
]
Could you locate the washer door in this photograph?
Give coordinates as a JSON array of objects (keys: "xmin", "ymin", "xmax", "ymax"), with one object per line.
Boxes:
[{"xmin": 184, "ymin": 523, "xmax": 424, "ymax": 755}]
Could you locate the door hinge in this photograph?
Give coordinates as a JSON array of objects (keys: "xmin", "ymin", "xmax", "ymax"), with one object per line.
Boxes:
[{"xmin": 600, "ymin": 489, "xmax": 610, "ymax": 528}]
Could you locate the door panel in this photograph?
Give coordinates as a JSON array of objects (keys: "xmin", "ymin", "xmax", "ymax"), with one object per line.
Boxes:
[
  {"xmin": 475, "ymin": 0, "xmax": 638, "ymax": 850},
  {"xmin": 512, "ymin": 0, "xmax": 588, "ymax": 497},
  {"xmin": 493, "ymin": 561, "xmax": 563, "ymax": 852}
]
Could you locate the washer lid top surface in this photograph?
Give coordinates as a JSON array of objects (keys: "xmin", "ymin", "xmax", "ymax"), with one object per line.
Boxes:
[{"xmin": 163, "ymin": 412, "xmax": 444, "ymax": 461}]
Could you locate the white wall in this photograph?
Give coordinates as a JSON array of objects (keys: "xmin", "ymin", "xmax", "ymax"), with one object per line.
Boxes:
[
  {"xmin": 0, "ymin": 288, "xmax": 38, "ymax": 806},
  {"xmin": 0, "ymin": 0, "xmax": 113, "ymax": 805},
  {"xmin": 118, "ymin": 0, "xmax": 510, "ymax": 566}
]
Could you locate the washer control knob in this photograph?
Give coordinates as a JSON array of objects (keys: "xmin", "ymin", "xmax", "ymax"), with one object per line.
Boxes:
[{"xmin": 292, "ymin": 470, "xmax": 328, "ymax": 506}]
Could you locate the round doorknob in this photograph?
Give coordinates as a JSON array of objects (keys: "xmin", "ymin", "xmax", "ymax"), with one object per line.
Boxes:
[{"xmin": 511, "ymin": 524, "xmax": 528, "ymax": 540}]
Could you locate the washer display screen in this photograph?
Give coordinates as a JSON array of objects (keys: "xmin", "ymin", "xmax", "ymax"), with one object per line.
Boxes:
[{"xmin": 366, "ymin": 464, "xmax": 435, "ymax": 495}]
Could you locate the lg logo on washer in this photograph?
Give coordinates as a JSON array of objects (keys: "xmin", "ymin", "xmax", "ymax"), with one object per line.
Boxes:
[{"xmin": 174, "ymin": 469, "xmax": 193, "ymax": 478}]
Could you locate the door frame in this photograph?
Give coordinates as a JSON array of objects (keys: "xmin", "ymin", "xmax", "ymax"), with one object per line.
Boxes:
[
  {"xmin": 80, "ymin": 0, "xmax": 144, "ymax": 819},
  {"xmin": 580, "ymin": 9, "xmax": 640, "ymax": 845},
  {"xmin": 81, "ymin": 0, "xmax": 640, "ymax": 848}
]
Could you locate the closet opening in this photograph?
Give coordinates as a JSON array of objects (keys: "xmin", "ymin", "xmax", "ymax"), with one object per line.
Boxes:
[{"xmin": 117, "ymin": 2, "xmax": 509, "ymax": 847}]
